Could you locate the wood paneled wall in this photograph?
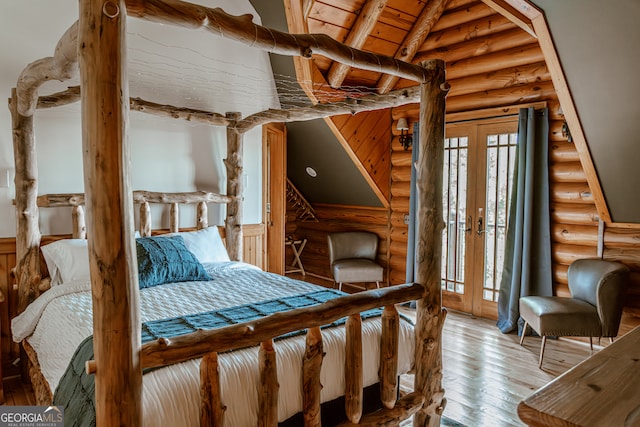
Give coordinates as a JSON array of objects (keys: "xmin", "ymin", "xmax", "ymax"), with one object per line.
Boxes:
[
  {"xmin": 0, "ymin": 225, "xmax": 264, "ymax": 378},
  {"xmin": 326, "ymin": 110, "xmax": 392, "ymax": 204},
  {"xmin": 0, "ymin": 239, "xmax": 18, "ymax": 373}
]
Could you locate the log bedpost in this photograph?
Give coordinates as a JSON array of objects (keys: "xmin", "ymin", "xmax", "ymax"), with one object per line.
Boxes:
[
  {"xmin": 345, "ymin": 313, "xmax": 363, "ymax": 424},
  {"xmin": 224, "ymin": 111, "xmax": 243, "ymax": 261},
  {"xmin": 303, "ymin": 326, "xmax": 324, "ymax": 427},
  {"xmin": 78, "ymin": 1, "xmax": 142, "ymax": 426},
  {"xmin": 258, "ymin": 339, "xmax": 279, "ymax": 427},
  {"xmin": 413, "ymin": 59, "xmax": 448, "ymax": 427},
  {"xmin": 380, "ymin": 305, "xmax": 400, "ymax": 409},
  {"xmin": 9, "ymin": 88, "xmax": 42, "ymax": 313},
  {"xmin": 200, "ymin": 352, "xmax": 226, "ymax": 426}
]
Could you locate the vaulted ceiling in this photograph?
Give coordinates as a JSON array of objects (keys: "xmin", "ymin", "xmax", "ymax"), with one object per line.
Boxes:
[{"xmin": 269, "ymin": 0, "xmax": 640, "ymax": 223}]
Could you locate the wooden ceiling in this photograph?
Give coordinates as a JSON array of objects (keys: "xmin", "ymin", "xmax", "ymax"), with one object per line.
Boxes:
[{"xmin": 298, "ymin": 0, "xmax": 537, "ymax": 94}]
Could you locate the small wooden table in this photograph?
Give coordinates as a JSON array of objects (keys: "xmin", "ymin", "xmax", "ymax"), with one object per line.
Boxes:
[{"xmin": 518, "ymin": 325, "xmax": 640, "ymax": 426}]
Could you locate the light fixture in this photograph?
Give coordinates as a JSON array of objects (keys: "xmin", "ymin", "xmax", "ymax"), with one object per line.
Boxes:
[
  {"xmin": 397, "ymin": 117, "xmax": 412, "ymax": 150},
  {"xmin": 562, "ymin": 120, "xmax": 573, "ymax": 143},
  {"xmin": 305, "ymin": 166, "xmax": 317, "ymax": 177}
]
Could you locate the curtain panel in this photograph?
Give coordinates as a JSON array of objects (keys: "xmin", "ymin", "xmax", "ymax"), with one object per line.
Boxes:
[{"xmin": 497, "ymin": 107, "xmax": 553, "ymax": 334}]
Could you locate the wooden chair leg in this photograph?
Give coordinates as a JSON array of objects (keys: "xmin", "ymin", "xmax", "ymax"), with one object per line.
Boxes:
[
  {"xmin": 538, "ymin": 336, "xmax": 547, "ymax": 368},
  {"xmin": 519, "ymin": 321, "xmax": 528, "ymax": 346},
  {"xmin": 375, "ymin": 281, "xmax": 380, "ymax": 289},
  {"xmin": 589, "ymin": 337, "xmax": 593, "ymax": 352},
  {"xmin": 338, "ymin": 282, "xmax": 343, "ymax": 291}
]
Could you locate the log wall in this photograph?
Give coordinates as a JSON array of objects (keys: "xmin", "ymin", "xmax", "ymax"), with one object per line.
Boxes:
[
  {"xmin": 289, "ymin": 204, "xmax": 390, "ymax": 285},
  {"xmin": 305, "ymin": 0, "xmax": 640, "ymax": 332},
  {"xmin": 0, "ymin": 224, "xmax": 264, "ymax": 379}
]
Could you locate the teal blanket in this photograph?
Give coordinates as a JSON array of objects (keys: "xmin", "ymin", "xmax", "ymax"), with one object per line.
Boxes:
[{"xmin": 53, "ymin": 289, "xmax": 382, "ymax": 427}]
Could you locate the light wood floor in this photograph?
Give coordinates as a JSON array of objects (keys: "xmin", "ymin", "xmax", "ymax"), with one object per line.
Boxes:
[
  {"xmin": 292, "ymin": 273, "xmax": 595, "ymax": 426},
  {"xmin": 2, "ymin": 273, "xmax": 596, "ymax": 426},
  {"xmin": 399, "ymin": 309, "xmax": 595, "ymax": 426}
]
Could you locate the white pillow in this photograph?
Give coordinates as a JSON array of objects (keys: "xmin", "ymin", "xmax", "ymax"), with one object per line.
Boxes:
[
  {"xmin": 41, "ymin": 239, "xmax": 90, "ymax": 286},
  {"xmin": 171, "ymin": 227, "xmax": 230, "ymax": 264}
]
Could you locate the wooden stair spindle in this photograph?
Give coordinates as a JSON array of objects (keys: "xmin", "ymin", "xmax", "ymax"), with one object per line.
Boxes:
[
  {"xmin": 303, "ymin": 326, "xmax": 324, "ymax": 427},
  {"xmin": 200, "ymin": 352, "xmax": 226, "ymax": 427},
  {"xmin": 286, "ymin": 179, "xmax": 318, "ymax": 222},
  {"xmin": 345, "ymin": 313, "xmax": 363, "ymax": 424},
  {"xmin": 380, "ymin": 305, "xmax": 400, "ymax": 409},
  {"xmin": 258, "ymin": 339, "xmax": 279, "ymax": 427}
]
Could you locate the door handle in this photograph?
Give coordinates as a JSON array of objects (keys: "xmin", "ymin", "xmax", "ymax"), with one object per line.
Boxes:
[
  {"xmin": 465, "ymin": 215, "xmax": 472, "ymax": 233},
  {"xmin": 477, "ymin": 208, "xmax": 487, "ymax": 236}
]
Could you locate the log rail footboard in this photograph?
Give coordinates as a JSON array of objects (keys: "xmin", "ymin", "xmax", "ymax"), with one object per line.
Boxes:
[{"xmin": 83, "ymin": 283, "xmax": 425, "ymax": 425}]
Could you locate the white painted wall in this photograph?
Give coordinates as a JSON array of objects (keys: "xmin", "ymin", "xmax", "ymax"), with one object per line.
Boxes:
[{"xmin": 0, "ymin": 0, "xmax": 276, "ymax": 237}]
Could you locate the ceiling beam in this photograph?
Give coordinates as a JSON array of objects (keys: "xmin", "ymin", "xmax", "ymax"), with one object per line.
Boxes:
[
  {"xmin": 303, "ymin": 0, "xmax": 315, "ymax": 20},
  {"xmin": 327, "ymin": 0, "xmax": 389, "ymax": 89},
  {"xmin": 126, "ymin": 0, "xmax": 433, "ymax": 84},
  {"xmin": 237, "ymin": 86, "xmax": 422, "ymax": 133},
  {"xmin": 376, "ymin": 0, "xmax": 450, "ymax": 94},
  {"xmin": 480, "ymin": 0, "xmax": 536, "ymax": 37}
]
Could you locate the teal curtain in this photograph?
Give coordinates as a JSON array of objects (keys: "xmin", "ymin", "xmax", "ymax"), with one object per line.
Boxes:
[{"xmin": 497, "ymin": 107, "xmax": 553, "ymax": 334}]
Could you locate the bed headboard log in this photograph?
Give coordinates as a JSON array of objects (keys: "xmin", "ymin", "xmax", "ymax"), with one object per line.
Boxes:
[{"xmin": 34, "ymin": 190, "xmax": 232, "ymax": 238}]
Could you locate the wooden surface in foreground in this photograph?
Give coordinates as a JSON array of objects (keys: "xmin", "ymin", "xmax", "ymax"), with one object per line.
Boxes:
[{"xmin": 518, "ymin": 325, "xmax": 640, "ymax": 427}]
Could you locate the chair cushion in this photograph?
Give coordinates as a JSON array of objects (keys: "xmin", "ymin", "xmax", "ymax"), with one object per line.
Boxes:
[
  {"xmin": 332, "ymin": 259, "xmax": 383, "ymax": 283},
  {"xmin": 520, "ymin": 296, "xmax": 602, "ymax": 337}
]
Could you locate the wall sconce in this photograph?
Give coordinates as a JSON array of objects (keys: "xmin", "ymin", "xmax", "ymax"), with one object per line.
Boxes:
[
  {"xmin": 397, "ymin": 117, "xmax": 412, "ymax": 150},
  {"xmin": 562, "ymin": 120, "xmax": 573, "ymax": 143}
]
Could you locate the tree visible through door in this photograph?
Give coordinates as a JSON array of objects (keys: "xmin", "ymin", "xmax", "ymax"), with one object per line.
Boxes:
[{"xmin": 441, "ymin": 118, "xmax": 518, "ymax": 319}]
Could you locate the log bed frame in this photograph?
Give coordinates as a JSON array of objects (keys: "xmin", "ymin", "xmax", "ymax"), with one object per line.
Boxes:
[{"xmin": 9, "ymin": 1, "xmax": 447, "ymax": 426}]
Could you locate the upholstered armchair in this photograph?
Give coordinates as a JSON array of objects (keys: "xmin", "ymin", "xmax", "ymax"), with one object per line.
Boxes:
[
  {"xmin": 327, "ymin": 231, "xmax": 384, "ymax": 291},
  {"xmin": 519, "ymin": 258, "xmax": 629, "ymax": 368}
]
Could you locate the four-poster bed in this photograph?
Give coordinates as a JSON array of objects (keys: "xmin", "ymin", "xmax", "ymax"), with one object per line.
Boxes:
[{"xmin": 9, "ymin": 0, "xmax": 447, "ymax": 425}]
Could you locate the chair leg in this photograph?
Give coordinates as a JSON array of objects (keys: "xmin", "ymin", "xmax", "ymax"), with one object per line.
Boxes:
[
  {"xmin": 589, "ymin": 337, "xmax": 593, "ymax": 352},
  {"xmin": 539, "ymin": 336, "xmax": 547, "ymax": 368},
  {"xmin": 519, "ymin": 321, "xmax": 528, "ymax": 346},
  {"xmin": 338, "ymin": 282, "xmax": 343, "ymax": 292},
  {"xmin": 375, "ymin": 281, "xmax": 380, "ymax": 289}
]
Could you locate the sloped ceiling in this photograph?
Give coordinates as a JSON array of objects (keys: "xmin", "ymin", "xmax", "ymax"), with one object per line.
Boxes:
[
  {"xmin": 531, "ymin": 0, "xmax": 640, "ymax": 223},
  {"xmin": 249, "ymin": 0, "xmax": 383, "ymax": 207},
  {"xmin": 259, "ymin": 0, "xmax": 640, "ymax": 222}
]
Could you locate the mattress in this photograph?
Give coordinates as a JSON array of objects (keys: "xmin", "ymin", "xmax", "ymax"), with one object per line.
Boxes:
[{"xmin": 12, "ymin": 261, "xmax": 415, "ymax": 426}]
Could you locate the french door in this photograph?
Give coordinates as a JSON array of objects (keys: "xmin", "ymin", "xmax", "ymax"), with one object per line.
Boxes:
[{"xmin": 441, "ymin": 117, "xmax": 518, "ymax": 319}]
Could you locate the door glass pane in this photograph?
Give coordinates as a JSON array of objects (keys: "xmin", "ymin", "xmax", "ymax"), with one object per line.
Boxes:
[
  {"xmin": 483, "ymin": 131, "xmax": 517, "ymax": 302},
  {"xmin": 442, "ymin": 136, "xmax": 468, "ymax": 295}
]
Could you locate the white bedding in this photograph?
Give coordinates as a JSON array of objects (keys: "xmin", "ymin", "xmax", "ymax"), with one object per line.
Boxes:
[{"xmin": 12, "ymin": 262, "xmax": 415, "ymax": 426}]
